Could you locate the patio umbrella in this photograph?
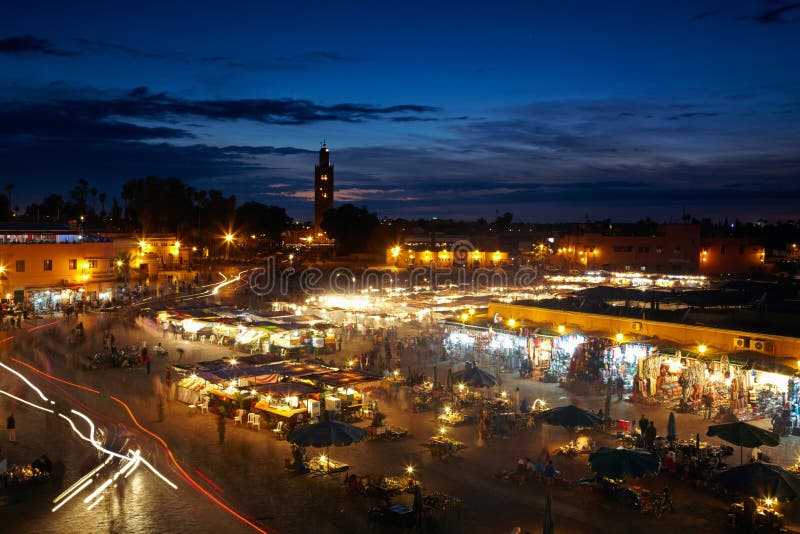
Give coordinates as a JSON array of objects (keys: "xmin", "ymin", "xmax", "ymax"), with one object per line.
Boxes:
[
  {"xmin": 287, "ymin": 417, "xmax": 367, "ymax": 448},
  {"xmin": 446, "ymin": 368, "xmax": 454, "ymax": 394},
  {"xmin": 711, "ymin": 462, "xmax": 800, "ymax": 502},
  {"xmin": 588, "ymin": 447, "xmax": 661, "ymax": 479},
  {"xmin": 667, "ymin": 412, "xmax": 677, "ymax": 442},
  {"xmin": 287, "ymin": 415, "xmax": 367, "ymax": 473},
  {"xmin": 542, "ymin": 493, "xmax": 554, "ymax": 534},
  {"xmin": 452, "ymin": 364, "xmax": 499, "ymax": 388},
  {"xmin": 707, "ymin": 421, "xmax": 780, "ymax": 464},
  {"xmin": 537, "ymin": 405, "xmax": 602, "ymax": 429}
]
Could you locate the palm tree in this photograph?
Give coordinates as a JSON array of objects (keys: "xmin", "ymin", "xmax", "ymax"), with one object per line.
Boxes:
[
  {"xmin": 90, "ymin": 187, "xmax": 98, "ymax": 213},
  {"xmin": 99, "ymin": 192, "xmax": 107, "ymax": 218},
  {"xmin": 4, "ymin": 184, "xmax": 13, "ymax": 216}
]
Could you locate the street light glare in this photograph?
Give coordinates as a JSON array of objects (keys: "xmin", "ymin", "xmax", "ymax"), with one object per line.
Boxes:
[{"xmin": 224, "ymin": 234, "xmax": 235, "ymax": 243}]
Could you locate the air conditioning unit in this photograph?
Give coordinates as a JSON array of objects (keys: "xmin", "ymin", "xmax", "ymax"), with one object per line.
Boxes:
[
  {"xmin": 733, "ymin": 337, "xmax": 747, "ymax": 349},
  {"xmin": 631, "ymin": 322, "xmax": 643, "ymax": 332},
  {"xmin": 748, "ymin": 339, "xmax": 774, "ymax": 354}
]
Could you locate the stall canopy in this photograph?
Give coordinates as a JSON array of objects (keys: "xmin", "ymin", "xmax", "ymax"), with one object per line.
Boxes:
[
  {"xmin": 263, "ymin": 361, "xmax": 334, "ymax": 377},
  {"xmin": 307, "ymin": 370, "xmax": 380, "ymax": 387},
  {"xmin": 256, "ymin": 382, "xmax": 320, "ymax": 397},
  {"xmin": 236, "ymin": 354, "xmax": 284, "ymax": 365}
]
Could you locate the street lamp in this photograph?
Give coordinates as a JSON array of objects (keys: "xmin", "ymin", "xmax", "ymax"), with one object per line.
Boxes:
[{"xmin": 223, "ymin": 233, "xmax": 235, "ymax": 259}]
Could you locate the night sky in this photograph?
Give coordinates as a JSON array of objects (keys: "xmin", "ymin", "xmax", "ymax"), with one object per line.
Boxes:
[{"xmin": 1, "ymin": 1, "xmax": 799, "ymax": 222}]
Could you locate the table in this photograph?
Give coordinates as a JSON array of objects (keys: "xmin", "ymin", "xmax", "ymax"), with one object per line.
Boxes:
[
  {"xmin": 426, "ymin": 436, "xmax": 466, "ymax": 459},
  {"xmin": 307, "ymin": 456, "xmax": 349, "ymax": 476},
  {"xmin": 437, "ymin": 411, "xmax": 466, "ymax": 426},
  {"xmin": 374, "ymin": 475, "xmax": 422, "ymax": 496}
]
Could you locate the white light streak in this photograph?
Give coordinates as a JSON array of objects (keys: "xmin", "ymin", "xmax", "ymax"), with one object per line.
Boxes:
[
  {"xmin": 86, "ymin": 494, "xmax": 104, "ymax": 511},
  {"xmin": 0, "ymin": 362, "xmax": 49, "ymax": 401},
  {"xmin": 52, "ymin": 478, "xmax": 95, "ymax": 512},
  {"xmin": 83, "ymin": 477, "xmax": 113, "ymax": 504}
]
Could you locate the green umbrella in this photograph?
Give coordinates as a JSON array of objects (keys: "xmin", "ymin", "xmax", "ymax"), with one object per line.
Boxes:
[
  {"xmin": 538, "ymin": 405, "xmax": 602, "ymax": 429},
  {"xmin": 707, "ymin": 421, "xmax": 780, "ymax": 464},
  {"xmin": 588, "ymin": 447, "xmax": 661, "ymax": 479},
  {"xmin": 543, "ymin": 493, "xmax": 554, "ymax": 534},
  {"xmin": 711, "ymin": 462, "xmax": 800, "ymax": 502}
]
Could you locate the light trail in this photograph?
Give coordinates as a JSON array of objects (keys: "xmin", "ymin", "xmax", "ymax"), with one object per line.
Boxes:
[
  {"xmin": 5, "ymin": 358, "xmax": 272, "ymax": 533},
  {"xmin": 86, "ymin": 495, "xmax": 104, "ymax": 511},
  {"xmin": 0, "ymin": 361, "xmax": 50, "ymax": 401},
  {"xmin": 0, "ymin": 388, "xmax": 54, "ymax": 413},
  {"xmin": 52, "ymin": 477, "xmax": 95, "ymax": 512},
  {"xmin": 54, "ymin": 456, "xmax": 111, "ymax": 504},
  {"xmin": 0, "ymin": 363, "xmax": 178, "ymax": 513}
]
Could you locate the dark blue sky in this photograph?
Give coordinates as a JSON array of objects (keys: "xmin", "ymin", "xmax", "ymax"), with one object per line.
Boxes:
[{"xmin": 1, "ymin": 1, "xmax": 799, "ymax": 222}]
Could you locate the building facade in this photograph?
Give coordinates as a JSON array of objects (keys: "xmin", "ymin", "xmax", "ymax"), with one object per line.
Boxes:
[
  {"xmin": 0, "ymin": 223, "xmax": 116, "ymax": 308},
  {"xmin": 552, "ymin": 224, "xmax": 766, "ymax": 276},
  {"xmin": 314, "ymin": 142, "xmax": 334, "ymax": 232}
]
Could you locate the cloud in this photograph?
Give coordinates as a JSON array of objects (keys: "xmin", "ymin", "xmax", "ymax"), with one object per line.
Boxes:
[
  {"xmin": 0, "ymin": 34, "xmax": 76, "ymax": 56},
  {"xmin": 693, "ymin": 9, "xmax": 721, "ymax": 20},
  {"xmin": 0, "ymin": 85, "xmax": 440, "ymax": 132},
  {"xmin": 666, "ymin": 112, "xmax": 719, "ymax": 120},
  {"xmin": 77, "ymin": 38, "xmax": 353, "ymax": 71},
  {"xmin": 748, "ymin": 2, "xmax": 800, "ymax": 23}
]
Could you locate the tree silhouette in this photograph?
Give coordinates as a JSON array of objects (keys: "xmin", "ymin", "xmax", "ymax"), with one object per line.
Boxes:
[{"xmin": 4, "ymin": 184, "xmax": 13, "ymax": 217}]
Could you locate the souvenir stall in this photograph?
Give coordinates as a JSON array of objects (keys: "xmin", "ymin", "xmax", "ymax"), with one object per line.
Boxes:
[
  {"xmin": 547, "ymin": 334, "xmax": 586, "ymax": 380},
  {"xmin": 527, "ymin": 335, "xmax": 553, "ymax": 371},
  {"xmin": 603, "ymin": 343, "xmax": 650, "ymax": 391},
  {"xmin": 745, "ymin": 363, "xmax": 794, "ymax": 426}
]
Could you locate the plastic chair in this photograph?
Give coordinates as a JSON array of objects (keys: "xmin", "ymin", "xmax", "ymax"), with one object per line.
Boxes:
[
  {"xmin": 251, "ymin": 414, "xmax": 261, "ymax": 431},
  {"xmin": 246, "ymin": 412, "xmax": 256, "ymax": 429},
  {"xmin": 234, "ymin": 409, "xmax": 245, "ymax": 426},
  {"xmin": 272, "ymin": 421, "xmax": 284, "ymax": 438},
  {"xmin": 199, "ymin": 398, "xmax": 209, "ymax": 415}
]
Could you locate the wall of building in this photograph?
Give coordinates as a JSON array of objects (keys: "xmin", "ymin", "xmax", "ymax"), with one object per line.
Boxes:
[
  {"xmin": 0, "ymin": 241, "xmax": 116, "ymax": 299},
  {"xmin": 488, "ymin": 301, "xmax": 800, "ymax": 359},
  {"xmin": 552, "ymin": 224, "xmax": 766, "ymax": 275},
  {"xmin": 386, "ymin": 247, "xmax": 509, "ymax": 267},
  {"xmin": 700, "ymin": 239, "xmax": 765, "ymax": 275}
]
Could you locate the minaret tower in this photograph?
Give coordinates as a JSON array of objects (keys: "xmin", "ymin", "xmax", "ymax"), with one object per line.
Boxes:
[{"xmin": 314, "ymin": 141, "xmax": 334, "ymax": 233}]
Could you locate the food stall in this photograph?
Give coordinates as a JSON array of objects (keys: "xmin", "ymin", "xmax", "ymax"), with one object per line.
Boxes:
[{"xmin": 253, "ymin": 381, "xmax": 321, "ymax": 425}]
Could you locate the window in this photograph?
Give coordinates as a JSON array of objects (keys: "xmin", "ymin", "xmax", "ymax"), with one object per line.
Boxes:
[
  {"xmin": 613, "ymin": 246, "xmax": 633, "ymax": 253},
  {"xmin": 640, "ymin": 265, "xmax": 647, "ymax": 271},
  {"xmin": 673, "ymin": 247, "xmax": 681, "ymax": 254},
  {"xmin": 43, "ymin": 259, "xmax": 53, "ymax": 271},
  {"xmin": 637, "ymin": 246, "xmax": 649, "ymax": 253},
  {"xmin": 655, "ymin": 247, "xmax": 662, "ymax": 254},
  {"xmin": 320, "ymin": 174, "xmax": 328, "ymax": 181},
  {"xmin": 624, "ymin": 265, "xmax": 631, "ymax": 271},
  {"xmin": 15, "ymin": 260, "xmax": 24, "ymax": 272},
  {"xmin": 87, "ymin": 259, "xmax": 98, "ymax": 268},
  {"xmin": 69, "ymin": 259, "xmax": 77, "ymax": 270}
]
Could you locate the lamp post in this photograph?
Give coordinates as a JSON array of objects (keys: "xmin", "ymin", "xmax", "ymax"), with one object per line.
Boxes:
[{"xmin": 223, "ymin": 233, "xmax": 235, "ymax": 260}]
